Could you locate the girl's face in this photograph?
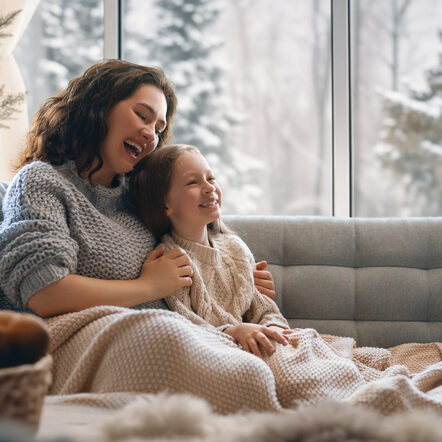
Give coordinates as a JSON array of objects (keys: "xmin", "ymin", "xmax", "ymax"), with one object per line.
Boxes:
[
  {"xmin": 92, "ymin": 84, "xmax": 167, "ymax": 186},
  {"xmin": 165, "ymin": 152, "xmax": 222, "ymax": 236}
]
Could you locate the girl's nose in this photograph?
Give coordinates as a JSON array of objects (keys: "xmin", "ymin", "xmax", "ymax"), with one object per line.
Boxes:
[{"xmin": 203, "ymin": 181, "xmax": 216, "ymax": 192}]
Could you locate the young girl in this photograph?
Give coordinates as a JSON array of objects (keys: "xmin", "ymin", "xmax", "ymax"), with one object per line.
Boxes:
[
  {"xmin": 129, "ymin": 144, "xmax": 292, "ymax": 358},
  {"xmin": 129, "ymin": 144, "xmax": 442, "ymax": 412}
]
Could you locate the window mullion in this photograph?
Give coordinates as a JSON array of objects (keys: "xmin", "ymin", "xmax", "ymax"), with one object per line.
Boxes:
[
  {"xmin": 104, "ymin": 0, "xmax": 121, "ymax": 59},
  {"xmin": 331, "ymin": 0, "xmax": 352, "ymax": 217}
]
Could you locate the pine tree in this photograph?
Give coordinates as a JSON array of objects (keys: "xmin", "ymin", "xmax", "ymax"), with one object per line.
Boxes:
[
  {"xmin": 376, "ymin": 30, "xmax": 442, "ymax": 215},
  {"xmin": 0, "ymin": 10, "xmax": 24, "ymax": 129},
  {"xmin": 141, "ymin": 0, "xmax": 260, "ymax": 213},
  {"xmin": 38, "ymin": 0, "xmax": 102, "ymax": 91}
]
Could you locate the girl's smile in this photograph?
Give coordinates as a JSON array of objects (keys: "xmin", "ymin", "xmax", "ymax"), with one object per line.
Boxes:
[{"xmin": 165, "ymin": 152, "xmax": 222, "ymax": 245}]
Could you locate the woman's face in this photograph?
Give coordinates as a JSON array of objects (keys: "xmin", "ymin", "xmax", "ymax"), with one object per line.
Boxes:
[{"xmin": 93, "ymin": 84, "xmax": 168, "ymax": 186}]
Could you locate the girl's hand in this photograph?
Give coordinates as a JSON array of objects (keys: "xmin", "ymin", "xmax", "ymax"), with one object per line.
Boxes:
[
  {"xmin": 253, "ymin": 261, "xmax": 275, "ymax": 299},
  {"xmin": 268, "ymin": 325, "xmax": 292, "ymax": 335},
  {"xmin": 224, "ymin": 323, "xmax": 288, "ymax": 358},
  {"xmin": 139, "ymin": 246, "xmax": 193, "ymax": 299}
]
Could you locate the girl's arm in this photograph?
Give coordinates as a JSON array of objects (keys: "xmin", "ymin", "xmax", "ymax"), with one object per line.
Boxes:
[
  {"xmin": 225, "ymin": 235, "xmax": 288, "ymax": 329},
  {"xmin": 243, "ymin": 287, "xmax": 290, "ymax": 331},
  {"xmin": 28, "ymin": 246, "xmax": 193, "ymax": 317}
]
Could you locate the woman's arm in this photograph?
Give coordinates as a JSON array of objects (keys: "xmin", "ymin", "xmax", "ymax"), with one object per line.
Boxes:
[
  {"xmin": 253, "ymin": 261, "xmax": 275, "ymax": 299},
  {"xmin": 28, "ymin": 246, "xmax": 192, "ymax": 317}
]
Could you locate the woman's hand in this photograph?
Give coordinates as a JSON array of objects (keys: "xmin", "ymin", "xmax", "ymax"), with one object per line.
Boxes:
[
  {"xmin": 253, "ymin": 261, "xmax": 275, "ymax": 299},
  {"xmin": 224, "ymin": 323, "xmax": 289, "ymax": 358},
  {"xmin": 139, "ymin": 246, "xmax": 193, "ymax": 299}
]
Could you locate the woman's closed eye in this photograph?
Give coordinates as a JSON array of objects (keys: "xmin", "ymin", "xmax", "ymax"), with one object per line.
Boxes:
[
  {"xmin": 135, "ymin": 111, "xmax": 163, "ymax": 136},
  {"xmin": 135, "ymin": 111, "xmax": 147, "ymax": 121}
]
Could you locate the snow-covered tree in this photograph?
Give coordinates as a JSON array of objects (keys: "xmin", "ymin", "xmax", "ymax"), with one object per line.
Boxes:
[
  {"xmin": 15, "ymin": 0, "xmax": 102, "ymax": 117},
  {"xmin": 0, "ymin": 10, "xmax": 24, "ymax": 129},
  {"xmin": 135, "ymin": 0, "xmax": 261, "ymax": 213},
  {"xmin": 376, "ymin": 30, "xmax": 442, "ymax": 215},
  {"xmin": 38, "ymin": 0, "xmax": 102, "ymax": 90}
]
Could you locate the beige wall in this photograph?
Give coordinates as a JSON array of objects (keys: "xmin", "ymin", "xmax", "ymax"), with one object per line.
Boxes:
[
  {"xmin": 0, "ymin": 57, "xmax": 28, "ymax": 182},
  {"xmin": 0, "ymin": 0, "xmax": 39, "ymax": 182}
]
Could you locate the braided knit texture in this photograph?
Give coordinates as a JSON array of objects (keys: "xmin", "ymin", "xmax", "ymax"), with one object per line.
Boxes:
[
  {"xmin": 162, "ymin": 231, "xmax": 290, "ymax": 331},
  {"xmin": 0, "ymin": 161, "xmax": 166, "ymax": 311}
]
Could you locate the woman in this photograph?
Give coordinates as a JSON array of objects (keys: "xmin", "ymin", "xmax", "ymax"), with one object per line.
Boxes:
[
  {"xmin": 0, "ymin": 60, "xmax": 282, "ymax": 414},
  {"xmin": 1, "ymin": 59, "xmax": 274, "ymax": 316}
]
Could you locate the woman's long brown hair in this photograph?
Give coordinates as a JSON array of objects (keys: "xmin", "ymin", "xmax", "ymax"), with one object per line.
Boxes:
[{"xmin": 16, "ymin": 59, "xmax": 177, "ymax": 180}]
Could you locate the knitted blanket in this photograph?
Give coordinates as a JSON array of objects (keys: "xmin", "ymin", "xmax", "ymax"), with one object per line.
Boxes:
[{"xmin": 46, "ymin": 306, "xmax": 442, "ymax": 415}]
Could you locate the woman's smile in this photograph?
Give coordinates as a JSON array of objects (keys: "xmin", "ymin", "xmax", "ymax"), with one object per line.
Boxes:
[
  {"xmin": 92, "ymin": 84, "xmax": 167, "ymax": 186},
  {"xmin": 123, "ymin": 138, "xmax": 148, "ymax": 160}
]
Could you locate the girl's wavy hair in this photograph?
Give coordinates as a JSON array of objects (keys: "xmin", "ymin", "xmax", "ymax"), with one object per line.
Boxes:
[
  {"xmin": 129, "ymin": 144, "xmax": 230, "ymax": 242},
  {"xmin": 16, "ymin": 59, "xmax": 177, "ymax": 180}
]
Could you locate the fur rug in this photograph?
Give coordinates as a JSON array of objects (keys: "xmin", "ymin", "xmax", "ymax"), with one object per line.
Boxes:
[{"xmin": 100, "ymin": 393, "xmax": 442, "ymax": 442}]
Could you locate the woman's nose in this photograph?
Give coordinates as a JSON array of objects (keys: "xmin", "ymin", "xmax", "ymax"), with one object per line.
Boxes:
[{"xmin": 140, "ymin": 125, "xmax": 155, "ymax": 142}]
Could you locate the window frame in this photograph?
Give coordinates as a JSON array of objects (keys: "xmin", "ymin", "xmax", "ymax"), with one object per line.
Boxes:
[{"xmin": 106, "ymin": 0, "xmax": 353, "ymax": 217}]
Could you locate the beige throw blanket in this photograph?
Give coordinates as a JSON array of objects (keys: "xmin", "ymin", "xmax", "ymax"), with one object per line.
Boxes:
[{"xmin": 46, "ymin": 306, "xmax": 442, "ymax": 415}]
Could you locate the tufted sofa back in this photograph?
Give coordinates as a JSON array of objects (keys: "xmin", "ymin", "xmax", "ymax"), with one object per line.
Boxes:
[{"xmin": 224, "ymin": 215, "xmax": 442, "ymax": 348}]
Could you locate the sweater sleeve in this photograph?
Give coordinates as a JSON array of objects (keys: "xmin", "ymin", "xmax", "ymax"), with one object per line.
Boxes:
[
  {"xmin": 244, "ymin": 287, "xmax": 290, "ymax": 329},
  {"xmin": 0, "ymin": 163, "xmax": 79, "ymax": 310},
  {"xmin": 227, "ymin": 235, "xmax": 290, "ymax": 330}
]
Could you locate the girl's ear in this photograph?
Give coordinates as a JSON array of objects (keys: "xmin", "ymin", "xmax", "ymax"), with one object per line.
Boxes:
[{"xmin": 165, "ymin": 206, "xmax": 172, "ymax": 217}]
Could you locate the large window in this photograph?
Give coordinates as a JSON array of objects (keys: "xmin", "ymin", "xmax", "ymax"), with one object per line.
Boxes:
[
  {"xmin": 14, "ymin": 0, "xmax": 104, "ymax": 118},
  {"xmin": 351, "ymin": 0, "xmax": 442, "ymax": 216},
  {"xmin": 9, "ymin": 0, "xmax": 442, "ymax": 216},
  {"xmin": 123, "ymin": 0, "xmax": 332, "ymax": 216}
]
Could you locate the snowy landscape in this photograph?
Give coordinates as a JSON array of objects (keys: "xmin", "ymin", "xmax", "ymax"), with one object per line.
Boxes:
[{"xmin": 13, "ymin": 0, "xmax": 442, "ymax": 216}]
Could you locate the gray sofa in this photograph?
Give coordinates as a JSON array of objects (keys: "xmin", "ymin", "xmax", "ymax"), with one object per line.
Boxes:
[
  {"xmin": 1, "ymin": 182, "xmax": 440, "ymax": 349},
  {"xmin": 224, "ymin": 215, "xmax": 442, "ymax": 348}
]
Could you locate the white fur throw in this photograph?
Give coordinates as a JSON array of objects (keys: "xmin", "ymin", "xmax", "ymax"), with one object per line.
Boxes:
[{"xmin": 99, "ymin": 393, "xmax": 442, "ymax": 442}]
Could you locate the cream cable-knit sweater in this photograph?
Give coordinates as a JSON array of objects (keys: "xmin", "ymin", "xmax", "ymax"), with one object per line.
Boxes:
[{"xmin": 162, "ymin": 231, "xmax": 290, "ymax": 331}]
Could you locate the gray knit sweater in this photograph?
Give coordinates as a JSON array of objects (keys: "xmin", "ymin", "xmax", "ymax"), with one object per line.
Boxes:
[{"xmin": 0, "ymin": 160, "xmax": 168, "ymax": 312}]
